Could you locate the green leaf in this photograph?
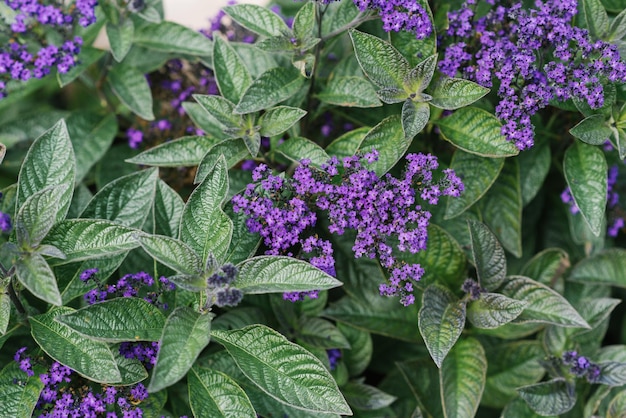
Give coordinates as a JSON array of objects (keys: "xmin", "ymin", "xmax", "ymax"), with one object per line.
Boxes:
[
  {"xmin": 467, "ymin": 220, "xmax": 506, "ymax": 291},
  {"xmin": 342, "ymin": 381, "xmax": 396, "ymax": 411},
  {"xmin": 430, "ymin": 77, "xmax": 490, "ymax": 110},
  {"xmin": 180, "ymin": 156, "xmax": 233, "ymax": 264},
  {"xmin": 31, "ymin": 307, "xmax": 121, "ymax": 383},
  {"xmin": 106, "ymin": 18, "xmax": 134, "ymax": 62},
  {"xmin": 435, "ymin": 107, "xmax": 520, "ymax": 157},
  {"xmin": 467, "ymin": 293, "xmax": 526, "ymax": 329},
  {"xmin": 440, "ymin": 338, "xmax": 486, "ymax": 418},
  {"xmin": 213, "ymin": 34, "xmax": 252, "ymax": 104},
  {"xmin": 108, "ymin": 64, "xmax": 154, "ymax": 120},
  {"xmin": 17, "ymin": 119, "xmax": 75, "ymax": 223},
  {"xmin": 568, "ymin": 248, "xmax": 626, "ymax": 287},
  {"xmin": 137, "ymin": 234, "xmax": 202, "ymax": 275},
  {"xmin": 577, "ymin": 0, "xmax": 609, "ymax": 39},
  {"xmin": 521, "ymin": 248, "xmax": 569, "ymax": 286},
  {"xmin": 223, "ymin": 4, "xmax": 290, "ymax": 37},
  {"xmin": 569, "ymin": 114, "xmax": 613, "ymax": 145},
  {"xmin": 396, "ymin": 360, "xmax": 444, "ymax": 418},
  {"xmin": 194, "ymin": 94, "xmax": 242, "ymax": 131},
  {"xmin": 56, "ymin": 298, "xmax": 166, "ymax": 342},
  {"xmin": 57, "ymin": 254, "xmax": 127, "ymax": 304},
  {"xmin": 480, "ymin": 158, "xmax": 523, "ymax": 257},
  {"xmin": 518, "ymin": 378, "xmax": 576, "ymax": 416},
  {"xmin": 358, "ymin": 115, "xmax": 409, "ymax": 176},
  {"xmin": 349, "ymin": 29, "xmax": 410, "ymax": 90},
  {"xmin": 17, "ymin": 184, "xmax": 68, "ymax": 247},
  {"xmin": 259, "ymin": 106, "xmax": 307, "ymax": 137},
  {"xmin": 211, "ymin": 324, "xmax": 351, "ymax": 415},
  {"xmin": 0, "ymin": 143, "xmax": 5, "ymax": 165},
  {"xmin": 15, "ymin": 252, "xmax": 61, "ymax": 306},
  {"xmin": 81, "ymin": 168, "xmax": 158, "ymax": 228},
  {"xmin": 597, "ymin": 362, "xmax": 626, "ymax": 386},
  {"xmin": 401, "ymin": 100, "xmax": 429, "ymax": 140},
  {"xmin": 317, "ymin": 76, "xmax": 382, "ymax": 108},
  {"xmin": 325, "ymin": 127, "xmax": 369, "ymax": 159},
  {"xmin": 57, "ymin": 46, "xmax": 105, "ymax": 87},
  {"xmin": 482, "ymin": 341, "xmax": 545, "ymax": 408},
  {"xmin": 445, "ymin": 151, "xmax": 503, "ymax": 219},
  {"xmin": 418, "ymin": 284, "xmax": 467, "ymax": 368},
  {"xmin": 235, "ymin": 67, "xmax": 305, "ymax": 114},
  {"xmin": 502, "ymin": 397, "xmax": 558, "ymax": 418},
  {"xmin": 0, "ymin": 362, "xmax": 44, "ymax": 418},
  {"xmin": 293, "ymin": 1, "xmax": 316, "ymax": 40},
  {"xmin": 0, "ymin": 291, "xmax": 9, "ymax": 336},
  {"xmin": 403, "ymin": 54, "xmax": 437, "ymax": 96},
  {"xmin": 235, "ymin": 256, "xmax": 343, "ymax": 294},
  {"xmin": 242, "ymin": 132, "xmax": 261, "ymax": 157},
  {"xmin": 188, "ymin": 366, "xmax": 256, "ymax": 418},
  {"xmin": 42, "ymin": 219, "xmax": 141, "ymax": 263},
  {"xmin": 518, "ymin": 139, "xmax": 550, "ymax": 206},
  {"xmin": 183, "ymin": 102, "xmax": 230, "ymax": 140},
  {"xmin": 276, "ymin": 136, "xmax": 330, "ymax": 168},
  {"xmin": 296, "ymin": 317, "xmax": 350, "ymax": 349},
  {"xmin": 563, "ymin": 141, "xmax": 607, "ymax": 236},
  {"xmin": 601, "ymin": 0, "xmax": 626, "ymax": 13},
  {"xmin": 153, "ymin": 180, "xmax": 184, "ymax": 238},
  {"xmin": 336, "ymin": 323, "xmax": 372, "ymax": 377},
  {"xmin": 126, "ymin": 135, "xmax": 218, "ymax": 167},
  {"xmin": 394, "ymin": 223, "xmax": 466, "ymax": 289},
  {"xmin": 501, "ymin": 276, "xmax": 589, "ymax": 328},
  {"xmin": 134, "ymin": 21, "xmax": 212, "ymax": 55},
  {"xmin": 149, "ymin": 307, "xmax": 212, "ymax": 392},
  {"xmin": 194, "ymin": 139, "xmax": 250, "ymax": 184},
  {"xmin": 608, "ymin": 390, "xmax": 626, "ymax": 418},
  {"xmin": 607, "ymin": 8, "xmax": 626, "ymax": 41}
]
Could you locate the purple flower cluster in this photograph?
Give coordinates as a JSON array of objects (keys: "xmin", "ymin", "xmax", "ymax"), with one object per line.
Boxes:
[
  {"xmin": 233, "ymin": 150, "xmax": 463, "ymax": 306},
  {"xmin": 439, "ymin": 0, "xmax": 626, "ymax": 149},
  {"xmin": 80, "ymin": 269, "xmax": 175, "ymax": 307},
  {"xmin": 0, "ymin": 211, "xmax": 11, "ymax": 233},
  {"xmin": 326, "ymin": 349, "xmax": 341, "ymax": 371},
  {"xmin": 562, "ymin": 350, "xmax": 601, "ymax": 383},
  {"xmin": 561, "ymin": 164, "xmax": 624, "ymax": 237},
  {"xmin": 14, "ymin": 348, "xmax": 148, "ymax": 417},
  {"xmin": 119, "ymin": 341, "xmax": 160, "ymax": 370},
  {"xmin": 353, "ymin": 0, "xmax": 432, "ymax": 39},
  {"xmin": 461, "ymin": 278, "xmax": 485, "ymax": 301},
  {"xmin": 205, "ymin": 262, "xmax": 244, "ymax": 307},
  {"xmin": 0, "ymin": 0, "xmax": 98, "ymax": 99}
]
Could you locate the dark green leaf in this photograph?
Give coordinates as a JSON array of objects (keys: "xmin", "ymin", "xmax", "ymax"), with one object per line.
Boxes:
[
  {"xmin": 188, "ymin": 366, "xmax": 256, "ymax": 418},
  {"xmin": 148, "ymin": 307, "xmax": 212, "ymax": 392},
  {"xmin": 57, "ymin": 46, "xmax": 105, "ymax": 87},
  {"xmin": 153, "ymin": 180, "xmax": 184, "ymax": 237},
  {"xmin": 325, "ymin": 127, "xmax": 369, "ymax": 159},
  {"xmin": 106, "ymin": 19, "xmax": 134, "ymax": 62},
  {"xmin": 577, "ymin": 0, "xmax": 609, "ymax": 39},
  {"xmin": 193, "ymin": 94, "xmax": 242, "ymax": 131},
  {"xmin": 317, "ymin": 76, "xmax": 382, "ymax": 108},
  {"xmin": 608, "ymin": 390, "xmax": 626, "ymax": 418},
  {"xmin": 235, "ymin": 67, "xmax": 305, "ymax": 114},
  {"xmin": 336, "ymin": 323, "xmax": 372, "ymax": 377},
  {"xmin": 223, "ymin": 4, "xmax": 290, "ymax": 37},
  {"xmin": 568, "ymin": 249, "xmax": 626, "ymax": 287},
  {"xmin": 296, "ymin": 317, "xmax": 350, "ymax": 349},
  {"xmin": 0, "ymin": 362, "xmax": 44, "ymax": 418},
  {"xmin": 563, "ymin": 141, "xmax": 607, "ymax": 236},
  {"xmin": 467, "ymin": 220, "xmax": 506, "ymax": 291},
  {"xmin": 518, "ymin": 139, "xmax": 550, "ymax": 206},
  {"xmin": 182, "ymin": 101, "xmax": 229, "ymax": 140},
  {"xmin": 597, "ymin": 362, "xmax": 626, "ymax": 386},
  {"xmin": 418, "ymin": 284, "xmax": 466, "ymax": 368},
  {"xmin": 518, "ymin": 378, "xmax": 576, "ymax": 416},
  {"xmin": 467, "ymin": 293, "xmax": 526, "ymax": 329},
  {"xmin": 15, "ymin": 252, "xmax": 61, "ymax": 306},
  {"xmin": 435, "ymin": 107, "xmax": 519, "ymax": 157},
  {"xmin": 258, "ymin": 106, "xmax": 307, "ymax": 137},
  {"xmin": 276, "ymin": 136, "xmax": 330, "ymax": 168},
  {"xmin": 134, "ymin": 21, "xmax": 212, "ymax": 55},
  {"xmin": 194, "ymin": 139, "xmax": 250, "ymax": 184},
  {"xmin": 126, "ymin": 136, "xmax": 218, "ymax": 167},
  {"xmin": 358, "ymin": 115, "xmax": 409, "ymax": 176},
  {"xmin": 213, "ymin": 34, "xmax": 252, "ymax": 104},
  {"xmin": 113, "ymin": 351, "xmax": 149, "ymax": 386},
  {"xmin": 56, "ymin": 298, "xmax": 166, "ymax": 342},
  {"xmin": 137, "ymin": 234, "xmax": 202, "ymax": 275},
  {"xmin": 342, "ymin": 381, "xmax": 396, "ymax": 410},
  {"xmin": 211, "ymin": 324, "xmax": 351, "ymax": 415},
  {"xmin": 17, "ymin": 184, "xmax": 68, "ymax": 247},
  {"xmin": 608, "ymin": 8, "xmax": 626, "ymax": 41},
  {"xmin": 521, "ymin": 248, "xmax": 569, "ymax": 286},
  {"xmin": 31, "ymin": 307, "xmax": 121, "ymax": 383},
  {"xmin": 570, "ymin": 114, "xmax": 613, "ymax": 145},
  {"xmin": 108, "ymin": 65, "xmax": 154, "ymax": 120},
  {"xmin": 401, "ymin": 100, "xmax": 429, "ymax": 140},
  {"xmin": 430, "ymin": 77, "xmax": 490, "ymax": 110},
  {"xmin": 396, "ymin": 360, "xmax": 444, "ymax": 418}
]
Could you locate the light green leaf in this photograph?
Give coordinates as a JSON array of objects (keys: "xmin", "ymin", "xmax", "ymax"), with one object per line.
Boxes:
[
  {"xmin": 293, "ymin": 1, "xmax": 316, "ymax": 40},
  {"xmin": 136, "ymin": 5, "xmax": 162, "ymax": 23},
  {"xmin": 435, "ymin": 107, "xmax": 519, "ymax": 157},
  {"xmin": 242, "ymin": 132, "xmax": 261, "ymax": 157},
  {"xmin": 15, "ymin": 252, "xmax": 61, "ymax": 306},
  {"xmin": 403, "ymin": 54, "xmax": 437, "ymax": 96},
  {"xmin": 57, "ymin": 46, "xmax": 105, "ymax": 87},
  {"xmin": 0, "ymin": 143, "xmax": 5, "ymax": 166},
  {"xmin": 376, "ymin": 87, "xmax": 408, "ymax": 104},
  {"xmin": 518, "ymin": 378, "xmax": 576, "ymax": 416},
  {"xmin": 358, "ymin": 115, "xmax": 409, "ymax": 176},
  {"xmin": 325, "ymin": 127, "xmax": 369, "ymax": 159},
  {"xmin": 467, "ymin": 220, "xmax": 506, "ymax": 291},
  {"xmin": 502, "ymin": 397, "xmax": 559, "ymax": 418},
  {"xmin": 153, "ymin": 179, "xmax": 184, "ymax": 238},
  {"xmin": 31, "ymin": 307, "xmax": 121, "ymax": 383},
  {"xmin": 296, "ymin": 317, "xmax": 350, "ymax": 349},
  {"xmin": 108, "ymin": 64, "xmax": 154, "ymax": 120},
  {"xmin": 17, "ymin": 119, "xmax": 75, "ymax": 222},
  {"xmin": 336, "ymin": 323, "xmax": 372, "ymax": 377},
  {"xmin": 113, "ymin": 351, "xmax": 149, "ymax": 386},
  {"xmin": 137, "ymin": 234, "xmax": 202, "ymax": 275},
  {"xmin": 134, "ymin": 21, "xmax": 212, "ymax": 55},
  {"xmin": 597, "ymin": 362, "xmax": 626, "ymax": 386},
  {"xmin": 467, "ymin": 293, "xmax": 526, "ymax": 329},
  {"xmin": 608, "ymin": 8, "xmax": 626, "ymax": 41},
  {"xmin": 42, "ymin": 219, "xmax": 141, "ymax": 263},
  {"xmin": 521, "ymin": 248, "xmax": 569, "ymax": 286},
  {"xmin": 276, "ymin": 136, "xmax": 330, "ymax": 168},
  {"xmin": 259, "ymin": 106, "xmax": 307, "ymax": 137},
  {"xmin": 418, "ymin": 284, "xmax": 466, "ymax": 368},
  {"xmin": 501, "ymin": 276, "xmax": 589, "ymax": 328},
  {"xmin": 126, "ymin": 135, "xmax": 218, "ymax": 167},
  {"xmin": 223, "ymin": 4, "xmax": 290, "ymax": 37},
  {"xmin": 518, "ymin": 139, "xmax": 550, "ymax": 206},
  {"xmin": 183, "ymin": 101, "xmax": 229, "ymax": 140},
  {"xmin": 106, "ymin": 19, "xmax": 134, "ymax": 62},
  {"xmin": 569, "ymin": 114, "xmax": 613, "ymax": 145},
  {"xmin": 577, "ymin": 0, "xmax": 609, "ymax": 39},
  {"xmin": 401, "ymin": 100, "xmax": 429, "ymax": 140},
  {"xmin": 80, "ymin": 168, "xmax": 158, "ymax": 228},
  {"xmin": 430, "ymin": 77, "xmax": 489, "ymax": 110},
  {"xmin": 188, "ymin": 366, "xmax": 256, "ymax": 418},
  {"xmin": 0, "ymin": 362, "xmax": 44, "ymax": 418},
  {"xmin": 480, "ymin": 158, "xmax": 522, "ymax": 257},
  {"xmin": 148, "ymin": 307, "xmax": 212, "ymax": 392},
  {"xmin": 17, "ymin": 184, "xmax": 68, "ymax": 247},
  {"xmin": 349, "ymin": 29, "xmax": 410, "ymax": 89},
  {"xmin": 0, "ymin": 291, "xmax": 9, "ymax": 335},
  {"xmin": 317, "ymin": 76, "xmax": 382, "ymax": 108},
  {"xmin": 223, "ymin": 204, "xmax": 261, "ymax": 265},
  {"xmin": 568, "ymin": 248, "xmax": 626, "ymax": 287},
  {"xmin": 180, "ymin": 156, "xmax": 233, "ymax": 263},
  {"xmin": 194, "ymin": 94, "xmax": 242, "ymax": 131},
  {"xmin": 194, "ymin": 139, "xmax": 250, "ymax": 184},
  {"xmin": 235, "ymin": 256, "xmax": 343, "ymax": 294},
  {"xmin": 213, "ymin": 34, "xmax": 252, "ymax": 104},
  {"xmin": 445, "ymin": 151, "xmax": 503, "ymax": 219},
  {"xmin": 235, "ymin": 67, "xmax": 305, "ymax": 114},
  {"xmin": 342, "ymin": 382, "xmax": 396, "ymax": 411},
  {"xmin": 440, "ymin": 338, "xmax": 486, "ymax": 418},
  {"xmin": 211, "ymin": 324, "xmax": 352, "ymax": 415},
  {"xmin": 563, "ymin": 141, "xmax": 607, "ymax": 236},
  {"xmin": 608, "ymin": 390, "xmax": 626, "ymax": 418},
  {"xmin": 56, "ymin": 298, "xmax": 166, "ymax": 342}
]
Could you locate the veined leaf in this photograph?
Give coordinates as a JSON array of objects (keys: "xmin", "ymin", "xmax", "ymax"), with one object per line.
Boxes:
[
  {"xmin": 401, "ymin": 100, "xmax": 429, "ymax": 141},
  {"xmin": 569, "ymin": 115, "xmax": 613, "ymax": 145},
  {"xmin": 194, "ymin": 139, "xmax": 250, "ymax": 184},
  {"xmin": 259, "ymin": 106, "xmax": 307, "ymax": 137},
  {"xmin": 235, "ymin": 67, "xmax": 305, "ymax": 114},
  {"xmin": 577, "ymin": 0, "xmax": 609, "ymax": 39},
  {"xmin": 134, "ymin": 21, "xmax": 212, "ymax": 55},
  {"xmin": 341, "ymin": 381, "xmax": 396, "ymax": 411},
  {"xmin": 317, "ymin": 76, "xmax": 382, "ymax": 108},
  {"xmin": 223, "ymin": 4, "xmax": 290, "ymax": 37},
  {"xmin": 57, "ymin": 46, "xmax": 105, "ymax": 87},
  {"xmin": 125, "ymin": 136, "xmax": 218, "ymax": 167},
  {"xmin": 467, "ymin": 293, "xmax": 526, "ymax": 329},
  {"xmin": 336, "ymin": 323, "xmax": 372, "ymax": 377},
  {"xmin": 467, "ymin": 220, "xmax": 506, "ymax": 291},
  {"xmin": 16, "ymin": 184, "xmax": 68, "ymax": 247},
  {"xmin": 325, "ymin": 127, "xmax": 369, "ymax": 159},
  {"xmin": 153, "ymin": 179, "xmax": 184, "ymax": 238},
  {"xmin": 15, "ymin": 252, "xmax": 61, "ymax": 306},
  {"xmin": 106, "ymin": 19, "xmax": 134, "ymax": 62},
  {"xmin": 213, "ymin": 34, "xmax": 252, "ymax": 104},
  {"xmin": 518, "ymin": 378, "xmax": 576, "ymax": 416},
  {"xmin": 188, "ymin": 366, "xmax": 256, "ymax": 418},
  {"xmin": 276, "ymin": 136, "xmax": 330, "ymax": 168},
  {"xmin": 108, "ymin": 64, "xmax": 154, "ymax": 120},
  {"xmin": 296, "ymin": 317, "xmax": 350, "ymax": 350},
  {"xmin": 568, "ymin": 249, "xmax": 626, "ymax": 287},
  {"xmin": 430, "ymin": 77, "xmax": 490, "ymax": 110},
  {"xmin": 0, "ymin": 362, "xmax": 44, "ymax": 418},
  {"xmin": 358, "ymin": 115, "xmax": 409, "ymax": 176},
  {"xmin": 137, "ymin": 234, "xmax": 202, "ymax": 276}
]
